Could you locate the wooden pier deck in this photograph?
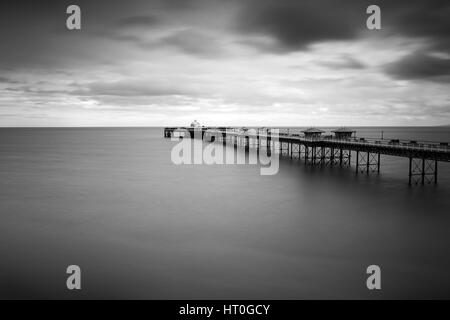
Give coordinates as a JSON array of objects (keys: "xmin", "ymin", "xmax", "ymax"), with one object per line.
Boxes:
[{"xmin": 164, "ymin": 127, "xmax": 450, "ymax": 185}]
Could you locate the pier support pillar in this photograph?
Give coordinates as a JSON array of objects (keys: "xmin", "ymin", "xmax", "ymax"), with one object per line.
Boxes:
[
  {"xmin": 408, "ymin": 158, "xmax": 437, "ymax": 185},
  {"xmin": 435, "ymin": 160, "xmax": 438, "ymax": 184},
  {"xmin": 312, "ymin": 147, "xmax": 317, "ymax": 165},
  {"xmin": 421, "ymin": 158, "xmax": 425, "ymax": 185},
  {"xmin": 305, "ymin": 146, "xmax": 309, "ymax": 164},
  {"xmin": 320, "ymin": 147, "xmax": 326, "ymax": 165},
  {"xmin": 377, "ymin": 153, "xmax": 381, "ymax": 173},
  {"xmin": 409, "ymin": 157, "xmax": 412, "ymax": 186},
  {"xmin": 339, "ymin": 149, "xmax": 351, "ymax": 166},
  {"xmin": 321, "ymin": 147, "xmax": 335, "ymax": 166},
  {"xmin": 366, "ymin": 152, "xmax": 370, "ymax": 174},
  {"xmin": 356, "ymin": 152, "xmax": 380, "ymax": 174},
  {"xmin": 330, "ymin": 148, "xmax": 335, "ymax": 166}
]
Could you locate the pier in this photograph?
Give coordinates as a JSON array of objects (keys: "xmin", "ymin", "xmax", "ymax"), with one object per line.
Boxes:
[{"xmin": 164, "ymin": 127, "xmax": 450, "ymax": 185}]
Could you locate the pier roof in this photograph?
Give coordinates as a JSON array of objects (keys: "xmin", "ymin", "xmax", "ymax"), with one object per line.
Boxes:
[{"xmin": 302, "ymin": 128, "xmax": 325, "ymax": 133}]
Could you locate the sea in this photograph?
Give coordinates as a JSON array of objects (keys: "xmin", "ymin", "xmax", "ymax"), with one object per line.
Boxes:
[{"xmin": 0, "ymin": 126, "xmax": 449, "ymax": 299}]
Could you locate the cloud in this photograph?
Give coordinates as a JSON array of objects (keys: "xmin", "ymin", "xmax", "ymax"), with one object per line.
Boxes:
[
  {"xmin": 78, "ymin": 80, "xmax": 199, "ymax": 97},
  {"xmin": 384, "ymin": 51, "xmax": 450, "ymax": 82},
  {"xmin": 157, "ymin": 29, "xmax": 227, "ymax": 57},
  {"xmin": 319, "ymin": 55, "xmax": 366, "ymax": 70},
  {"xmin": 117, "ymin": 15, "xmax": 160, "ymax": 28},
  {"xmin": 235, "ymin": 0, "xmax": 450, "ymax": 54},
  {"xmin": 0, "ymin": 0, "xmax": 449, "ymax": 126},
  {"xmin": 381, "ymin": 0, "xmax": 450, "ymax": 51},
  {"xmin": 236, "ymin": 0, "xmax": 365, "ymax": 52},
  {"xmin": 0, "ymin": 76, "xmax": 21, "ymax": 84}
]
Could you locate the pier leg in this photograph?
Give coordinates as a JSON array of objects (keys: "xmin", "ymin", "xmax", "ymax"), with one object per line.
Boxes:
[
  {"xmin": 305, "ymin": 146, "xmax": 308, "ymax": 164},
  {"xmin": 366, "ymin": 152, "xmax": 370, "ymax": 174},
  {"xmin": 409, "ymin": 158, "xmax": 439, "ymax": 185},
  {"xmin": 435, "ymin": 160, "xmax": 438, "ymax": 184},
  {"xmin": 356, "ymin": 151, "xmax": 359, "ymax": 174},
  {"xmin": 377, "ymin": 153, "xmax": 381, "ymax": 174},
  {"xmin": 313, "ymin": 147, "xmax": 317, "ymax": 165},
  {"xmin": 421, "ymin": 158, "xmax": 425, "ymax": 185},
  {"xmin": 409, "ymin": 157, "xmax": 412, "ymax": 186},
  {"xmin": 317, "ymin": 147, "xmax": 321, "ymax": 165}
]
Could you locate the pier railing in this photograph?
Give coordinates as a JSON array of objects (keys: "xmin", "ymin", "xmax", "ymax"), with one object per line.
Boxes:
[{"xmin": 208, "ymin": 128, "xmax": 450, "ymax": 154}]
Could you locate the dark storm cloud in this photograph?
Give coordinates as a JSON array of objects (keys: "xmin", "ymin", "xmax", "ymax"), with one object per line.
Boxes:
[
  {"xmin": 384, "ymin": 52, "xmax": 450, "ymax": 82},
  {"xmin": 2, "ymin": 0, "xmax": 449, "ymax": 58},
  {"xmin": 382, "ymin": 0, "xmax": 450, "ymax": 50},
  {"xmin": 236, "ymin": 0, "xmax": 366, "ymax": 51},
  {"xmin": 375, "ymin": 0, "xmax": 450, "ymax": 82},
  {"xmin": 236, "ymin": 0, "xmax": 450, "ymax": 52},
  {"xmin": 233, "ymin": 0, "xmax": 450, "ymax": 81}
]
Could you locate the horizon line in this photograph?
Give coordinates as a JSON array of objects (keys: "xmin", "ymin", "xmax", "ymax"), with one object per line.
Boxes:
[{"xmin": 0, "ymin": 125, "xmax": 449, "ymax": 129}]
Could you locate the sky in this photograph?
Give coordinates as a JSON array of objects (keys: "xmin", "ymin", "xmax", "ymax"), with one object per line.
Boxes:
[{"xmin": 0, "ymin": 0, "xmax": 449, "ymax": 127}]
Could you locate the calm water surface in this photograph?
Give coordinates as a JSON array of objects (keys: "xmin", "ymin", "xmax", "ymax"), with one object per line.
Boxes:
[{"xmin": 0, "ymin": 127, "xmax": 449, "ymax": 299}]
